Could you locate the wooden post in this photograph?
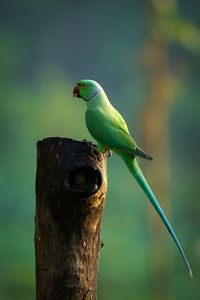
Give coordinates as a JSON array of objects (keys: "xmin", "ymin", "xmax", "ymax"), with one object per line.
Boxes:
[{"xmin": 35, "ymin": 137, "xmax": 107, "ymax": 300}]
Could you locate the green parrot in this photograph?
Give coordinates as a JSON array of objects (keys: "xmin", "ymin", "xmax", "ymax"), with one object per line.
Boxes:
[{"xmin": 73, "ymin": 79, "xmax": 192, "ymax": 277}]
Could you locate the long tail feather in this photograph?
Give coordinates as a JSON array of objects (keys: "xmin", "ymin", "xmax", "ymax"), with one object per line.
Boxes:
[{"xmin": 123, "ymin": 155, "xmax": 193, "ymax": 278}]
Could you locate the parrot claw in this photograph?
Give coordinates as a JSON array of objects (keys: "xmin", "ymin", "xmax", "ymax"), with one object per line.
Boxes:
[{"xmin": 104, "ymin": 149, "xmax": 112, "ymax": 158}]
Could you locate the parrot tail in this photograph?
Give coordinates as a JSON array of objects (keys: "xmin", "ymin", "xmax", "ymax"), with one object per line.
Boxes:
[{"xmin": 122, "ymin": 155, "xmax": 193, "ymax": 278}]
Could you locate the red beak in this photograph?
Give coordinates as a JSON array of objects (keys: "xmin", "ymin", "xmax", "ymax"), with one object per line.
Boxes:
[{"xmin": 73, "ymin": 86, "xmax": 81, "ymax": 98}]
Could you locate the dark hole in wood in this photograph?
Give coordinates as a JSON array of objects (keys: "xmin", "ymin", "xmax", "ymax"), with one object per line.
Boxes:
[{"xmin": 64, "ymin": 166, "xmax": 102, "ymax": 195}]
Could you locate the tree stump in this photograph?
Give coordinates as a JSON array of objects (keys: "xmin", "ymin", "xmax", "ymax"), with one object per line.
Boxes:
[{"xmin": 35, "ymin": 137, "xmax": 107, "ymax": 300}]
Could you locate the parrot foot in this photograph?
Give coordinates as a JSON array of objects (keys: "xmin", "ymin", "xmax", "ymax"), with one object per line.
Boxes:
[{"xmin": 104, "ymin": 149, "xmax": 112, "ymax": 158}]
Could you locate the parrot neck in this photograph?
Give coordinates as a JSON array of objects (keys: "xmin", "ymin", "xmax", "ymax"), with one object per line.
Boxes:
[{"xmin": 86, "ymin": 91, "xmax": 110, "ymax": 109}]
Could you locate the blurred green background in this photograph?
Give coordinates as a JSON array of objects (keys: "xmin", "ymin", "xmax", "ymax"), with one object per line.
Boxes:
[{"xmin": 0, "ymin": 0, "xmax": 200, "ymax": 299}]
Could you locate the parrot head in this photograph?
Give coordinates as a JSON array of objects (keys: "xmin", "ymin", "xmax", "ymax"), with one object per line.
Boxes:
[{"xmin": 73, "ymin": 79, "xmax": 103, "ymax": 101}]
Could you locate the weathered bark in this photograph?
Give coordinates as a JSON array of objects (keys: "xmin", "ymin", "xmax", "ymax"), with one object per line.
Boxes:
[{"xmin": 35, "ymin": 137, "xmax": 107, "ymax": 300}]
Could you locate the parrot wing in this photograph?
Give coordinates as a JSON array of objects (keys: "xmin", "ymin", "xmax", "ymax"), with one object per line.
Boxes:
[{"xmin": 86, "ymin": 106, "xmax": 153, "ymax": 160}]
